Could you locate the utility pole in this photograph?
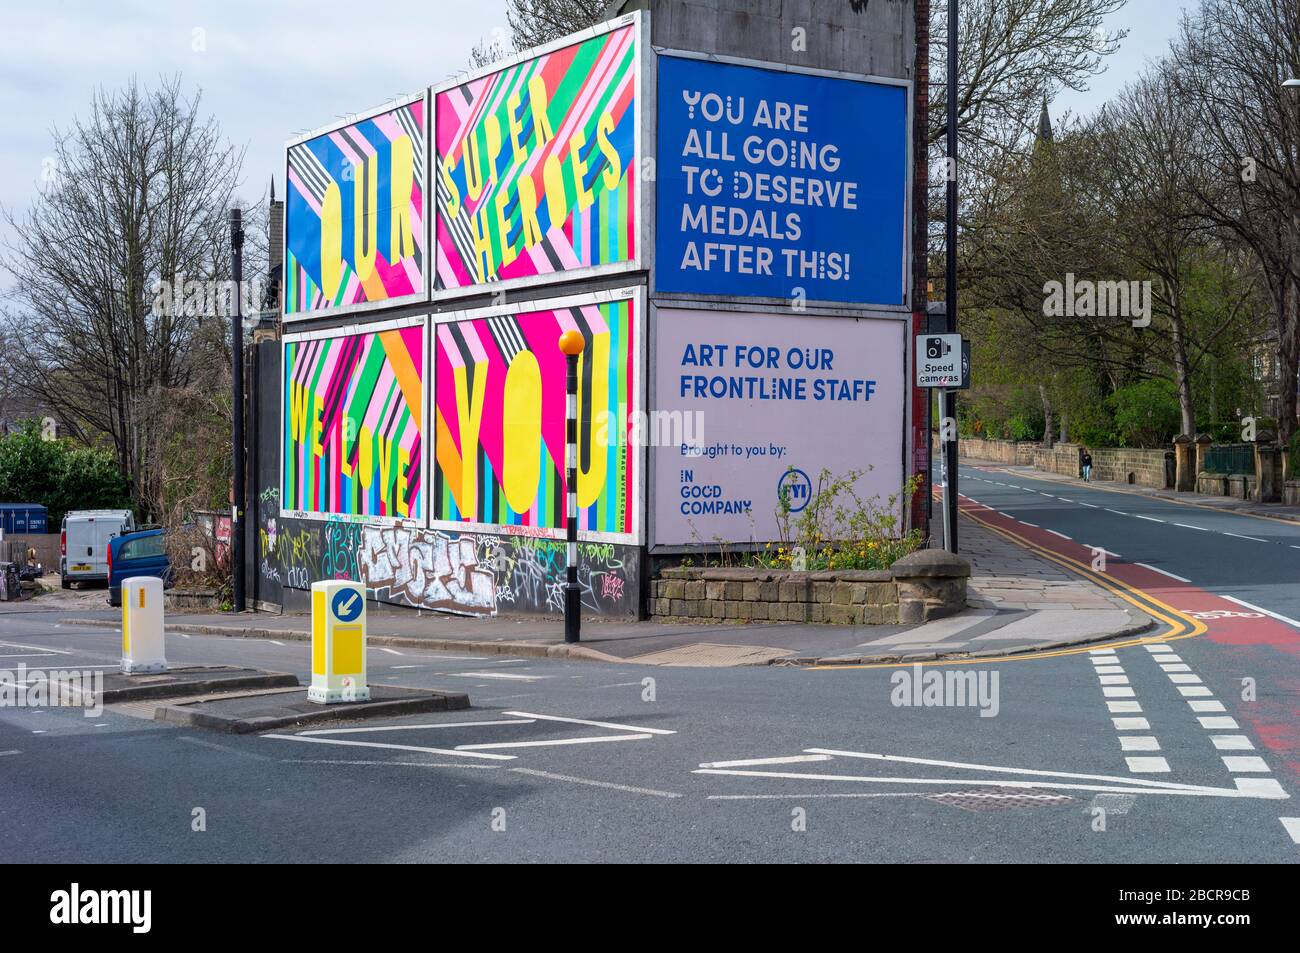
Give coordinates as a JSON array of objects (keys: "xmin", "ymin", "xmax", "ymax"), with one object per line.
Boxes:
[
  {"xmin": 944, "ymin": 0, "xmax": 960, "ymax": 554},
  {"xmin": 230, "ymin": 207, "xmax": 246, "ymax": 612}
]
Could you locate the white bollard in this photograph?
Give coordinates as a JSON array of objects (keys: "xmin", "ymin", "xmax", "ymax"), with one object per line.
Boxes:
[
  {"xmin": 307, "ymin": 580, "xmax": 369, "ymax": 703},
  {"xmin": 121, "ymin": 577, "xmax": 166, "ymax": 674}
]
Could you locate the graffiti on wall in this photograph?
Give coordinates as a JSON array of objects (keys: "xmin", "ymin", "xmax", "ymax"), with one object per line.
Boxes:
[
  {"xmin": 286, "ymin": 98, "xmax": 426, "ymax": 316},
  {"xmin": 432, "ymin": 295, "xmax": 636, "ymax": 537},
  {"xmin": 256, "ymin": 514, "xmax": 637, "ymax": 617},
  {"xmin": 283, "ymin": 322, "xmax": 424, "ymax": 521},
  {"xmin": 434, "ymin": 21, "xmax": 638, "ymax": 291}
]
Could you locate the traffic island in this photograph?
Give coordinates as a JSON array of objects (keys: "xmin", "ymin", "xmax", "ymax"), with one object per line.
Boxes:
[
  {"xmin": 58, "ymin": 666, "xmax": 299, "ymax": 708},
  {"xmin": 153, "ymin": 684, "xmax": 471, "ymax": 734}
]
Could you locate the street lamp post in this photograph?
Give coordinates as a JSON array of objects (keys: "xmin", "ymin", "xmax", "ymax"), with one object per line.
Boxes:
[
  {"xmin": 229, "ymin": 207, "xmax": 245, "ymax": 613},
  {"xmin": 558, "ymin": 329, "xmax": 586, "ymax": 643},
  {"xmin": 944, "ymin": 0, "xmax": 960, "ymax": 554}
]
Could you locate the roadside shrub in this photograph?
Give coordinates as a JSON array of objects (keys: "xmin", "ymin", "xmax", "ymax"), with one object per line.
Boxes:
[
  {"xmin": 750, "ymin": 468, "xmax": 924, "ymax": 571},
  {"xmin": 1106, "ymin": 380, "xmax": 1181, "ymax": 448}
]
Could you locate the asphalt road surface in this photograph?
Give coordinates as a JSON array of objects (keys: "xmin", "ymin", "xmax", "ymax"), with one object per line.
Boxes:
[{"xmin": 1, "ymin": 532, "xmax": 1297, "ymax": 863}]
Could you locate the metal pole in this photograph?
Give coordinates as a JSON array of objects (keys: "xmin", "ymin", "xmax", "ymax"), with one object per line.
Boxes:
[
  {"xmin": 938, "ymin": 388, "xmax": 952, "ymax": 551},
  {"xmin": 230, "ymin": 208, "xmax": 246, "ymax": 612},
  {"xmin": 944, "ymin": 0, "xmax": 960, "ymax": 554},
  {"xmin": 558, "ymin": 330, "xmax": 585, "ymax": 643}
]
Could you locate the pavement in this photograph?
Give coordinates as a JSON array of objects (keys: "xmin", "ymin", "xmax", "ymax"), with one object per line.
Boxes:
[{"xmin": 31, "ymin": 514, "xmax": 1153, "ymax": 666}]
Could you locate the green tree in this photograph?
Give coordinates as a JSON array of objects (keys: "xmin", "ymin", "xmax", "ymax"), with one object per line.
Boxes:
[{"xmin": 0, "ymin": 421, "xmax": 132, "ymax": 526}]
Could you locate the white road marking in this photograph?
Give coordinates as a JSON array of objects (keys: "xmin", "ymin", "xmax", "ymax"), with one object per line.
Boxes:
[
  {"xmin": 1106, "ymin": 509, "xmax": 1130, "ymax": 516},
  {"xmin": 268, "ymin": 640, "xmax": 284, "ymax": 646},
  {"xmin": 1085, "ymin": 546, "xmax": 1121, "ymax": 557},
  {"xmin": 1134, "ymin": 515, "xmax": 1165, "ymax": 524},
  {"xmin": 1178, "ymin": 686, "xmax": 1213, "ymax": 697},
  {"xmin": 261, "ymin": 733, "xmax": 515, "ymax": 760},
  {"xmin": 1280, "ymin": 818, "xmax": 1300, "ymax": 844},
  {"xmin": 1144, "ymin": 645, "xmax": 1172, "ymax": 653},
  {"xmin": 1222, "ymin": 756, "xmax": 1270, "ymax": 773},
  {"xmin": 458, "ymin": 734, "xmax": 653, "ymax": 751},
  {"xmin": 1223, "ymin": 532, "xmax": 1266, "ymax": 543},
  {"xmin": 1095, "ymin": 666, "xmax": 1126, "ymax": 675},
  {"xmin": 0, "ymin": 750, "xmax": 20, "ymax": 756},
  {"xmin": 1098, "ymin": 675, "xmax": 1130, "ymax": 685},
  {"xmin": 377, "ymin": 648, "xmax": 404, "ymax": 656},
  {"xmin": 1160, "ymin": 663, "xmax": 1191, "ymax": 672},
  {"xmin": 0, "ymin": 641, "xmax": 71, "ymax": 655},
  {"xmin": 510, "ymin": 767, "xmax": 682, "ymax": 798},
  {"xmin": 1112, "ymin": 718, "xmax": 1150, "ymax": 731},
  {"xmin": 1046, "ymin": 530, "xmax": 1072, "ymax": 540},
  {"xmin": 1119, "ymin": 737, "xmax": 1160, "ymax": 752},
  {"xmin": 1125, "ymin": 756, "xmax": 1171, "ymax": 773},
  {"xmin": 699, "ymin": 755, "xmax": 832, "ymax": 769},
  {"xmin": 1103, "ymin": 686, "xmax": 1136, "ymax": 698},
  {"xmin": 1235, "ymin": 778, "xmax": 1286, "ymax": 797},
  {"xmin": 446, "ymin": 672, "xmax": 551, "ymax": 681},
  {"xmin": 299, "ymin": 719, "xmax": 535, "ymax": 736},
  {"xmin": 1089, "ymin": 648, "xmax": 1117, "ymax": 655},
  {"xmin": 1135, "ymin": 563, "xmax": 1191, "ymax": 583},
  {"xmin": 1220, "ymin": 596, "xmax": 1300, "ymax": 629},
  {"xmin": 1198, "ymin": 716, "xmax": 1239, "ymax": 730},
  {"xmin": 1211, "ymin": 736, "xmax": 1254, "ymax": 751},
  {"xmin": 281, "ymin": 759, "xmax": 499, "ymax": 770},
  {"xmin": 1107, "ymin": 701, "xmax": 1142, "ymax": 713},
  {"xmin": 0, "ymin": 654, "xmax": 56, "ymax": 659},
  {"xmin": 503, "ymin": 711, "xmax": 676, "ymax": 736},
  {"xmin": 1169, "ymin": 674, "xmax": 1202, "ymax": 684},
  {"xmin": 1174, "ymin": 523, "xmax": 1209, "ymax": 532},
  {"xmin": 1019, "ymin": 521, "xmax": 1039, "ymax": 528},
  {"xmin": 1189, "ymin": 700, "xmax": 1226, "ymax": 713}
]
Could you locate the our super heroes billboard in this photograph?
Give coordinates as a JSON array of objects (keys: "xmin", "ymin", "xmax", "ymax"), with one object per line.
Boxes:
[
  {"xmin": 434, "ymin": 16, "xmax": 641, "ymax": 295},
  {"xmin": 285, "ymin": 97, "xmax": 427, "ymax": 319},
  {"xmin": 655, "ymin": 55, "xmax": 909, "ymax": 306},
  {"xmin": 652, "ymin": 309, "xmax": 904, "ymax": 547}
]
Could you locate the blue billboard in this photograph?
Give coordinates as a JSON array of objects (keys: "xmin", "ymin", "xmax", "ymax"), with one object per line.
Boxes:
[{"xmin": 655, "ymin": 55, "xmax": 909, "ymax": 306}]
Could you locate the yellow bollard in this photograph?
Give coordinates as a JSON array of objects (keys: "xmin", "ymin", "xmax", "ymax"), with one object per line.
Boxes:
[
  {"xmin": 121, "ymin": 577, "xmax": 167, "ymax": 675},
  {"xmin": 307, "ymin": 580, "xmax": 369, "ymax": 703}
]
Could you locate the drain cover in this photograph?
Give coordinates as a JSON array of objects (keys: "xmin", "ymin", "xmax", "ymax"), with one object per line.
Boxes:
[{"xmin": 925, "ymin": 788, "xmax": 1074, "ymax": 812}]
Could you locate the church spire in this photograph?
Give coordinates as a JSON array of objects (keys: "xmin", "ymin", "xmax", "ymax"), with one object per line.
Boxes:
[{"xmin": 1037, "ymin": 94, "xmax": 1054, "ymax": 145}]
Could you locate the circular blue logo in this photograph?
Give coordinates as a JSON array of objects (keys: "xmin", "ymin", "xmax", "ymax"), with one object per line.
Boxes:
[
  {"xmin": 776, "ymin": 468, "xmax": 812, "ymax": 514},
  {"xmin": 332, "ymin": 587, "xmax": 363, "ymax": 623}
]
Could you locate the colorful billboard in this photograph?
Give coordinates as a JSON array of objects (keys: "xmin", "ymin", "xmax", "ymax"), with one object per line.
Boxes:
[
  {"xmin": 285, "ymin": 97, "xmax": 427, "ymax": 318},
  {"xmin": 433, "ymin": 16, "xmax": 640, "ymax": 295},
  {"xmin": 651, "ymin": 308, "xmax": 905, "ymax": 547},
  {"xmin": 433, "ymin": 291, "xmax": 639, "ymax": 541},
  {"xmin": 655, "ymin": 55, "xmax": 909, "ymax": 306},
  {"xmin": 282, "ymin": 319, "xmax": 425, "ymax": 522}
]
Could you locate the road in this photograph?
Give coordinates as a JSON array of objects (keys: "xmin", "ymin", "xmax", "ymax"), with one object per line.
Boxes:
[{"xmin": 2, "ymin": 508, "xmax": 1298, "ymax": 864}]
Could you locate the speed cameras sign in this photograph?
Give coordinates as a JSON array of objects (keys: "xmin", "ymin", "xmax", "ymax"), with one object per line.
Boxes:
[{"xmin": 916, "ymin": 334, "xmax": 966, "ymax": 388}]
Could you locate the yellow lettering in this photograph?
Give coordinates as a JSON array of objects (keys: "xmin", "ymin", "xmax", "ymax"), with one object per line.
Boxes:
[
  {"xmin": 353, "ymin": 153, "xmax": 378, "ymax": 281},
  {"xmin": 358, "ymin": 426, "xmax": 373, "ymax": 490},
  {"xmin": 570, "ymin": 127, "xmax": 593, "ymax": 213},
  {"xmin": 518, "ymin": 175, "xmax": 544, "ymax": 248},
  {"xmin": 577, "ymin": 332, "xmax": 609, "ymax": 509},
  {"xmin": 289, "ymin": 382, "xmax": 310, "ymax": 444},
  {"xmin": 495, "ymin": 187, "xmax": 516, "ymax": 268},
  {"xmin": 468, "ymin": 206, "xmax": 495, "ymax": 283},
  {"xmin": 527, "ymin": 75, "xmax": 554, "ymax": 146},
  {"xmin": 439, "ymin": 154, "xmax": 460, "ymax": 219},
  {"xmin": 485, "ymin": 114, "xmax": 503, "ymax": 186},
  {"xmin": 597, "ymin": 111, "xmax": 622, "ymax": 190},
  {"xmin": 378, "ymin": 437, "xmax": 393, "ymax": 509},
  {"xmin": 390, "ymin": 135, "xmax": 414, "ymax": 261},
  {"xmin": 321, "ymin": 182, "xmax": 342, "ymax": 299},
  {"xmin": 454, "ymin": 363, "xmax": 487, "ymax": 517},
  {"xmin": 543, "ymin": 153, "xmax": 567, "ymax": 230},
  {"xmin": 310, "ymin": 396, "xmax": 324, "ymax": 459},
  {"xmin": 507, "ymin": 91, "xmax": 527, "ymax": 164},
  {"xmin": 463, "ymin": 132, "xmax": 484, "ymax": 202},
  {"xmin": 396, "ymin": 447, "xmax": 411, "ymax": 517},
  {"xmin": 502, "ymin": 352, "xmax": 542, "ymax": 513}
]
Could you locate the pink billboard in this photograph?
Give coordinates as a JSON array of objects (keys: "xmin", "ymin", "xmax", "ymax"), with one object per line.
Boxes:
[{"xmin": 652, "ymin": 309, "xmax": 905, "ymax": 547}]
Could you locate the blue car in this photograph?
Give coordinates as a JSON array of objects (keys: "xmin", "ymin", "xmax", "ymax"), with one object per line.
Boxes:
[{"xmin": 107, "ymin": 529, "xmax": 171, "ymax": 607}]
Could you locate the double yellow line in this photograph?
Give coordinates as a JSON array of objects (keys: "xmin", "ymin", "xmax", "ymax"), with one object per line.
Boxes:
[{"xmin": 812, "ymin": 506, "xmax": 1205, "ymax": 671}]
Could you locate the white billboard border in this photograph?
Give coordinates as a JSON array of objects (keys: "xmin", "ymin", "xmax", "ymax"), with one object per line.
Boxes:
[
  {"xmin": 646, "ymin": 302, "xmax": 911, "ymax": 554},
  {"xmin": 279, "ymin": 313, "xmax": 430, "ymax": 527},
  {"xmin": 282, "ymin": 91, "xmax": 432, "ymax": 323},
  {"xmin": 428, "ymin": 10, "xmax": 649, "ymax": 303},
  {"xmin": 426, "ymin": 284, "xmax": 646, "ymax": 547}
]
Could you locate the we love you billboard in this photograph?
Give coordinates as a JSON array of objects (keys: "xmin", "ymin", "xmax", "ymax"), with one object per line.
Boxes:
[
  {"xmin": 285, "ymin": 97, "xmax": 427, "ymax": 318},
  {"xmin": 433, "ymin": 16, "xmax": 641, "ymax": 294},
  {"xmin": 282, "ymin": 319, "xmax": 425, "ymax": 522},
  {"xmin": 432, "ymin": 291, "xmax": 639, "ymax": 541}
]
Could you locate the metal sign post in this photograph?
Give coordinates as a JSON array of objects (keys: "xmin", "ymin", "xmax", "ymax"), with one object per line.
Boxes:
[{"xmin": 558, "ymin": 330, "xmax": 586, "ymax": 644}]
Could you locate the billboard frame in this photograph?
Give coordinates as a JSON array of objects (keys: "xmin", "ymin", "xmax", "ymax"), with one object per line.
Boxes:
[
  {"xmin": 649, "ymin": 48, "xmax": 914, "ymax": 316},
  {"xmin": 427, "ymin": 284, "xmax": 646, "ymax": 547},
  {"xmin": 428, "ymin": 10, "xmax": 649, "ymax": 302},
  {"xmin": 282, "ymin": 90, "xmax": 431, "ymax": 323},
  {"xmin": 645, "ymin": 301, "xmax": 911, "ymax": 554},
  {"xmin": 279, "ymin": 312, "xmax": 430, "ymax": 526}
]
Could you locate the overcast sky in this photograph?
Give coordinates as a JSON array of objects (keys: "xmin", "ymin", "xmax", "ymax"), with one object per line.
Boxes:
[{"xmin": 0, "ymin": 0, "xmax": 1195, "ymax": 253}]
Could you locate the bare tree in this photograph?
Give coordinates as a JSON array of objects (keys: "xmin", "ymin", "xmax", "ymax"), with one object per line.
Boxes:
[
  {"xmin": 1174, "ymin": 0, "xmax": 1300, "ymax": 441},
  {"xmin": 0, "ymin": 76, "xmax": 248, "ymax": 519}
]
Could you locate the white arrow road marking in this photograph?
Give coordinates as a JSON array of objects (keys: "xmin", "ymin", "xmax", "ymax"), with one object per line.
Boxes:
[
  {"xmin": 261, "ymin": 733, "xmax": 515, "ymax": 761},
  {"xmin": 503, "ymin": 711, "xmax": 676, "ymax": 735},
  {"xmin": 298, "ymin": 719, "xmax": 535, "ymax": 736}
]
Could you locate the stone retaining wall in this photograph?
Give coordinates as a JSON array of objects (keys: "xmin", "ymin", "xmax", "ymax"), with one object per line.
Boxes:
[
  {"xmin": 650, "ymin": 551, "xmax": 970, "ymax": 625},
  {"xmin": 962, "ymin": 438, "xmax": 1170, "ymax": 489}
]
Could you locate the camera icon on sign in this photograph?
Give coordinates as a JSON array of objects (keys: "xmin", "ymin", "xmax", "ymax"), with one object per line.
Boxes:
[{"xmin": 926, "ymin": 337, "xmax": 951, "ymax": 360}]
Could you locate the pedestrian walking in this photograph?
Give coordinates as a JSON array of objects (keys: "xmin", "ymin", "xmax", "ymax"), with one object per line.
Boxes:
[{"xmin": 1081, "ymin": 449, "xmax": 1093, "ymax": 482}]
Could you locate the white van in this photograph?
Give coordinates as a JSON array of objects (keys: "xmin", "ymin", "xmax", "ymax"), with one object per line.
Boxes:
[{"xmin": 61, "ymin": 510, "xmax": 135, "ymax": 588}]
